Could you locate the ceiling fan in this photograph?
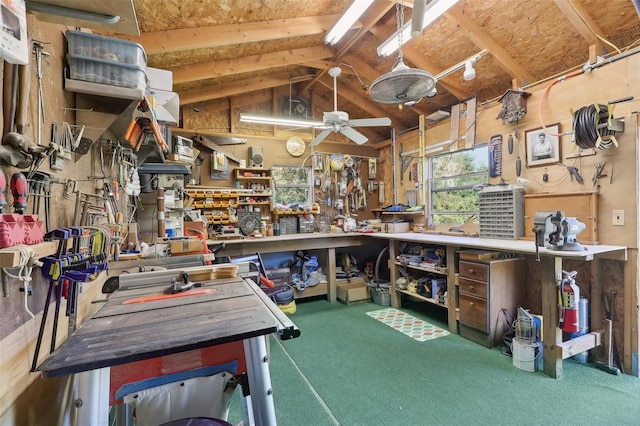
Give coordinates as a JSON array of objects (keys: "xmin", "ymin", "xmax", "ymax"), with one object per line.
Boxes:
[{"xmin": 310, "ymin": 67, "xmax": 391, "ymax": 146}]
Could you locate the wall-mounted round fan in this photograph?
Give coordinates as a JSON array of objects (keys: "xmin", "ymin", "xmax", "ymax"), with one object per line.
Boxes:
[{"xmin": 281, "ymin": 95, "xmax": 311, "ymax": 120}]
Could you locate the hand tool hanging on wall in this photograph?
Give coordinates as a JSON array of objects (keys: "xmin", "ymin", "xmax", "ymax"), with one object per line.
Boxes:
[
  {"xmin": 2, "ymin": 61, "xmax": 18, "ymax": 136},
  {"xmin": 0, "ymin": 169, "xmax": 6, "ymax": 213},
  {"xmin": 10, "ymin": 172, "xmax": 28, "ymax": 214},
  {"xmin": 592, "ymin": 162, "xmax": 607, "ymax": 187},
  {"xmin": 33, "ymin": 40, "xmax": 50, "ymax": 147},
  {"xmin": 15, "ymin": 50, "xmax": 31, "ymax": 134},
  {"xmin": 566, "ymin": 166, "xmax": 583, "ymax": 184}
]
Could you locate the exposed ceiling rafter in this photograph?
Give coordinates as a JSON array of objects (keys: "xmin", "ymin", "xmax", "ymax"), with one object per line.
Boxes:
[
  {"xmin": 553, "ymin": 0, "xmax": 607, "ymax": 53},
  {"xmin": 302, "ymin": 1, "xmax": 395, "ymax": 92},
  {"xmin": 120, "ymin": 14, "xmax": 346, "ymax": 54},
  {"xmin": 180, "ymin": 71, "xmax": 314, "ymax": 105},
  {"xmin": 171, "ymin": 45, "xmax": 334, "ymax": 84}
]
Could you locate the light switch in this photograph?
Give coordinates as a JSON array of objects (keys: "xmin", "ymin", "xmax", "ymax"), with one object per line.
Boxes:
[{"xmin": 612, "ymin": 210, "xmax": 624, "ymax": 226}]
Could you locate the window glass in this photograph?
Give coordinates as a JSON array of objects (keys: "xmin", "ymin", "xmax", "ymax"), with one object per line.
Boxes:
[
  {"xmin": 272, "ymin": 166, "xmax": 312, "ymax": 206},
  {"xmin": 428, "ymin": 147, "xmax": 488, "ymax": 226}
]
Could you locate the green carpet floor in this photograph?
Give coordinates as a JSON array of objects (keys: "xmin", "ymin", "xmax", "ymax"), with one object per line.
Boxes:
[{"xmin": 229, "ymin": 298, "xmax": 640, "ymax": 425}]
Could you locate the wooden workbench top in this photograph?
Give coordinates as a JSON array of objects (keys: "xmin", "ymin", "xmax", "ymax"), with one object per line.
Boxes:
[
  {"xmin": 37, "ymin": 276, "xmax": 278, "ymax": 378},
  {"xmin": 370, "ymin": 232, "xmax": 627, "ymax": 261}
]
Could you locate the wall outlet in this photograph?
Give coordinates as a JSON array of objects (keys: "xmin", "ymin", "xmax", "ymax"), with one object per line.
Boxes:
[{"xmin": 612, "ymin": 209, "xmax": 625, "ymax": 226}]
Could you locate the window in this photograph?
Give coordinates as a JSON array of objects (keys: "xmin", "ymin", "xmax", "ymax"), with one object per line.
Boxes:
[
  {"xmin": 272, "ymin": 166, "xmax": 312, "ymax": 206},
  {"xmin": 428, "ymin": 147, "xmax": 488, "ymax": 226}
]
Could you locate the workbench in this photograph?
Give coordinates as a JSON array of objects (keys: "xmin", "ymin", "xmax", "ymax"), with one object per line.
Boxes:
[
  {"xmin": 209, "ymin": 232, "xmax": 373, "ymax": 302},
  {"xmin": 370, "ymin": 232, "xmax": 627, "ymax": 379},
  {"xmin": 36, "ymin": 265, "xmax": 299, "ymax": 425}
]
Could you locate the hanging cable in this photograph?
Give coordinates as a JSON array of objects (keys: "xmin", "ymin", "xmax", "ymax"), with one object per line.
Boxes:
[{"xmin": 2, "ymin": 245, "xmax": 42, "ymax": 318}]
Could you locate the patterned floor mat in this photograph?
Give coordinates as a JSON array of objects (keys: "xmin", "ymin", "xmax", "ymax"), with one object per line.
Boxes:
[{"xmin": 366, "ymin": 308, "xmax": 450, "ymax": 342}]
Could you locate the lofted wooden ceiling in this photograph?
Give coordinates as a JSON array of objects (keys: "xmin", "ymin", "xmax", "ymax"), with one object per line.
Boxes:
[{"xmin": 101, "ymin": 0, "xmax": 640, "ymax": 145}]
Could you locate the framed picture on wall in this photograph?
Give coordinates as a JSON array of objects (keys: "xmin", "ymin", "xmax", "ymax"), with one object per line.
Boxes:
[{"xmin": 525, "ymin": 124, "xmax": 561, "ymax": 167}]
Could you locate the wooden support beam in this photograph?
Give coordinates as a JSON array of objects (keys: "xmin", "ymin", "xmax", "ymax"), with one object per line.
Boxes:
[
  {"xmin": 302, "ymin": 1, "xmax": 394, "ymax": 92},
  {"xmin": 557, "ymin": 330, "xmax": 603, "ymax": 359},
  {"xmin": 179, "ymin": 72, "xmax": 314, "ymax": 105},
  {"xmin": 172, "ymin": 46, "xmax": 333, "ymax": 84},
  {"xmin": 554, "ymin": 0, "xmax": 605, "ymax": 54},
  {"xmin": 118, "ymin": 15, "xmax": 343, "ymax": 54}
]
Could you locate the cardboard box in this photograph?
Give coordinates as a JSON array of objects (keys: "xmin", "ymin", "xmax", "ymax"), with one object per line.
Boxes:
[
  {"xmin": 336, "ymin": 278, "xmax": 370, "ymax": 305},
  {"xmin": 184, "ymin": 221, "xmax": 205, "ymax": 235},
  {"xmin": 381, "ymin": 222, "xmax": 410, "ymax": 233},
  {"xmin": 170, "ymin": 238, "xmax": 203, "ymax": 255}
]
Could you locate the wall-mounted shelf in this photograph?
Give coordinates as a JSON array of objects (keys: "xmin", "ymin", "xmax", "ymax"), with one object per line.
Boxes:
[{"xmin": 185, "ymin": 187, "xmax": 239, "ymax": 226}]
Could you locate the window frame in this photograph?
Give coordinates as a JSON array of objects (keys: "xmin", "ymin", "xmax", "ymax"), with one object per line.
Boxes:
[
  {"xmin": 272, "ymin": 165, "xmax": 313, "ymax": 206},
  {"xmin": 426, "ymin": 145, "xmax": 488, "ymax": 226}
]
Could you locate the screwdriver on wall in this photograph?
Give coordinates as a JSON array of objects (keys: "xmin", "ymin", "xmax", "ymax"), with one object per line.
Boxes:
[
  {"xmin": 10, "ymin": 172, "xmax": 28, "ymax": 214},
  {"xmin": 0, "ymin": 169, "xmax": 7, "ymax": 213}
]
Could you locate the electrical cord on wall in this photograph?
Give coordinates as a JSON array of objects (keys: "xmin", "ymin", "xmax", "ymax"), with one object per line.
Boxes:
[{"xmin": 2, "ymin": 245, "xmax": 42, "ymax": 318}]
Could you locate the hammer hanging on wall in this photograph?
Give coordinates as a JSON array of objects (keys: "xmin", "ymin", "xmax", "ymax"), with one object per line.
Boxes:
[{"xmin": 3, "ymin": 61, "xmax": 18, "ymax": 137}]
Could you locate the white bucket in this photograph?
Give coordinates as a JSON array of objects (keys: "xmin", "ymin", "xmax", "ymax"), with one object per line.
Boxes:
[{"xmin": 512, "ymin": 338, "xmax": 539, "ymax": 372}]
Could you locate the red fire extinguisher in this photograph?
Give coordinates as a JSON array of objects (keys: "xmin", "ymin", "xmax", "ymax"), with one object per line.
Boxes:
[{"xmin": 558, "ymin": 270, "xmax": 580, "ymax": 333}]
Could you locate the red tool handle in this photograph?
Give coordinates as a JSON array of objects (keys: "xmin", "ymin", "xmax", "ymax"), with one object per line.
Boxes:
[
  {"xmin": 260, "ymin": 274, "xmax": 275, "ymax": 288},
  {"xmin": 10, "ymin": 172, "xmax": 28, "ymax": 214}
]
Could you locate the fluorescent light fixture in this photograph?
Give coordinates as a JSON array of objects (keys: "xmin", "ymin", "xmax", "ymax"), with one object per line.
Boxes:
[
  {"xmin": 25, "ymin": 1, "xmax": 120, "ymax": 24},
  {"xmin": 239, "ymin": 113, "xmax": 323, "ymax": 128},
  {"xmin": 377, "ymin": 0, "xmax": 460, "ymax": 57},
  {"xmin": 325, "ymin": 0, "xmax": 375, "ymax": 45}
]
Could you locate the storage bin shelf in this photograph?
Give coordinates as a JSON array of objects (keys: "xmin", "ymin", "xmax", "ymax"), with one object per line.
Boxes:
[
  {"xmin": 67, "ymin": 54, "xmax": 147, "ymax": 90},
  {"xmin": 67, "ymin": 30, "xmax": 147, "ymax": 67}
]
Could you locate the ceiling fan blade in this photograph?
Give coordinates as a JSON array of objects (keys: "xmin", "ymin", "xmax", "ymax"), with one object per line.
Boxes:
[
  {"xmin": 310, "ymin": 129, "xmax": 332, "ymax": 146},
  {"xmin": 340, "ymin": 126, "xmax": 368, "ymax": 145},
  {"xmin": 348, "ymin": 117, "xmax": 391, "ymax": 127}
]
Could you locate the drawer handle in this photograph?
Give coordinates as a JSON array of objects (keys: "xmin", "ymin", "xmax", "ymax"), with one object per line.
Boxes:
[
  {"xmin": 468, "ymin": 285, "xmax": 474, "ymax": 290},
  {"xmin": 468, "ymin": 268, "xmax": 474, "ymax": 274},
  {"xmin": 469, "ymin": 301, "xmax": 474, "ymax": 306}
]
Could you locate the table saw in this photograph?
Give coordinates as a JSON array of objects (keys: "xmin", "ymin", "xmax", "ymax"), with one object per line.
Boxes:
[{"xmin": 36, "ymin": 264, "xmax": 299, "ymax": 425}]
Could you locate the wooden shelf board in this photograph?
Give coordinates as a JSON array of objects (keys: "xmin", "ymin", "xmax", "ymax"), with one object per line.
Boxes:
[
  {"xmin": 394, "ymin": 261, "xmax": 447, "ymax": 275},
  {"xmin": 0, "ymin": 241, "xmax": 60, "ymax": 268},
  {"xmin": 397, "ymin": 288, "xmax": 448, "ymax": 309}
]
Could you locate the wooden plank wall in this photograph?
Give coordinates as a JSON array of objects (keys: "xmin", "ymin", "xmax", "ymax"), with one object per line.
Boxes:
[{"xmin": 0, "ymin": 15, "xmax": 113, "ymax": 422}]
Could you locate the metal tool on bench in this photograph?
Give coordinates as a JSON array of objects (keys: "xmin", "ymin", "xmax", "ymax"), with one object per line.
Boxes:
[
  {"xmin": 170, "ymin": 272, "xmax": 203, "ymax": 294},
  {"xmin": 532, "ymin": 211, "xmax": 586, "ymax": 261}
]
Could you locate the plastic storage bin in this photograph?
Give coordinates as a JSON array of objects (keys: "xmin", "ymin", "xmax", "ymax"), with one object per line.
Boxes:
[
  {"xmin": 67, "ymin": 54, "xmax": 147, "ymax": 90},
  {"xmin": 66, "ymin": 30, "xmax": 147, "ymax": 67}
]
